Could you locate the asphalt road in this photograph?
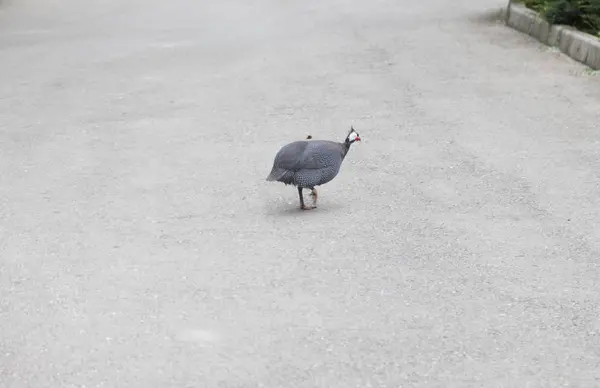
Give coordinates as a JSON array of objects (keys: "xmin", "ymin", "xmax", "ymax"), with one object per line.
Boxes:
[{"xmin": 2, "ymin": 0, "xmax": 600, "ymax": 386}]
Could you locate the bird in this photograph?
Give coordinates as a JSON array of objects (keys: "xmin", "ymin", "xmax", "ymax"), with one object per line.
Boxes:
[{"xmin": 266, "ymin": 126, "xmax": 361, "ymax": 210}]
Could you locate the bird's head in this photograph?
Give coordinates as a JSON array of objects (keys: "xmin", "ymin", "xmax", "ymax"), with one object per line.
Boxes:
[{"xmin": 345, "ymin": 126, "xmax": 361, "ymax": 145}]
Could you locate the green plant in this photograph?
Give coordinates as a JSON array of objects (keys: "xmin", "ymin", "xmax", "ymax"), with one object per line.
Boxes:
[
  {"xmin": 520, "ymin": 0, "xmax": 600, "ymax": 36},
  {"xmin": 579, "ymin": 0, "xmax": 600, "ymax": 35}
]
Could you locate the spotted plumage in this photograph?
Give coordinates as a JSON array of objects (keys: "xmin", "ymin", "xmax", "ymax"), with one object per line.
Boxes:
[{"xmin": 266, "ymin": 126, "xmax": 361, "ymax": 210}]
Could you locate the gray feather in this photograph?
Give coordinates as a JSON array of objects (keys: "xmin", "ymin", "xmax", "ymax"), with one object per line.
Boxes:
[{"xmin": 266, "ymin": 139, "xmax": 348, "ymax": 188}]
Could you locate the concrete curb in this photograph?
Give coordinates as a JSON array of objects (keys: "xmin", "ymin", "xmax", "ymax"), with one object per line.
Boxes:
[{"xmin": 505, "ymin": 1, "xmax": 600, "ymax": 70}]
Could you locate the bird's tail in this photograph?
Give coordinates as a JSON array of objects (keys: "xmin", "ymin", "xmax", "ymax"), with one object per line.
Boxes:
[
  {"xmin": 266, "ymin": 168, "xmax": 284, "ymax": 181},
  {"xmin": 266, "ymin": 168, "xmax": 295, "ymax": 185}
]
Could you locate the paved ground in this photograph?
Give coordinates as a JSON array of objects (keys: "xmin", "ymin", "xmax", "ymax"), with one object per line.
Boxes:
[{"xmin": 2, "ymin": 0, "xmax": 600, "ymax": 386}]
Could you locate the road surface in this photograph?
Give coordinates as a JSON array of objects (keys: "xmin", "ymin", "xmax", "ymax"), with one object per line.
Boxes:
[{"xmin": 1, "ymin": 0, "xmax": 600, "ymax": 386}]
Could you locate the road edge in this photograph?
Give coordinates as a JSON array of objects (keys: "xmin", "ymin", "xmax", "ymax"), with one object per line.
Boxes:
[{"xmin": 504, "ymin": 1, "xmax": 600, "ymax": 70}]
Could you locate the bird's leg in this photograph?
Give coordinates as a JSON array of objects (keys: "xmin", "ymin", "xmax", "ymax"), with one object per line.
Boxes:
[
  {"xmin": 298, "ymin": 187, "xmax": 315, "ymax": 210},
  {"xmin": 309, "ymin": 187, "xmax": 318, "ymax": 207},
  {"xmin": 298, "ymin": 186, "xmax": 305, "ymax": 209}
]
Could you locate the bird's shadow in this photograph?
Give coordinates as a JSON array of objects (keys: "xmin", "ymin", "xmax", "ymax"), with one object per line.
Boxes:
[
  {"xmin": 263, "ymin": 201, "xmax": 344, "ymax": 217},
  {"xmin": 467, "ymin": 7, "xmax": 506, "ymax": 25}
]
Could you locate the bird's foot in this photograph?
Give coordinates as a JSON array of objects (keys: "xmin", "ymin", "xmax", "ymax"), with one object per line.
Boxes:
[
  {"xmin": 301, "ymin": 204, "xmax": 317, "ymax": 210},
  {"xmin": 309, "ymin": 189, "xmax": 318, "ymax": 207}
]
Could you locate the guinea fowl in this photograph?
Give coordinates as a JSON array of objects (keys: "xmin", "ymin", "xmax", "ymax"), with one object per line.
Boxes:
[{"xmin": 266, "ymin": 126, "xmax": 361, "ymax": 210}]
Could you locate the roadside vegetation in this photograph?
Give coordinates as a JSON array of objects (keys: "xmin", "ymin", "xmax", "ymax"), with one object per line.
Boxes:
[{"xmin": 519, "ymin": 0, "xmax": 600, "ymax": 36}]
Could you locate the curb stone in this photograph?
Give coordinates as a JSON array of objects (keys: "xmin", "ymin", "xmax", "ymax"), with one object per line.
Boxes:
[{"xmin": 504, "ymin": 1, "xmax": 600, "ymax": 70}]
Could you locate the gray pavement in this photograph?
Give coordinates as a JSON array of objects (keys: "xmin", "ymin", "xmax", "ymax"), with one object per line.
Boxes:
[{"xmin": 1, "ymin": 0, "xmax": 600, "ymax": 386}]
